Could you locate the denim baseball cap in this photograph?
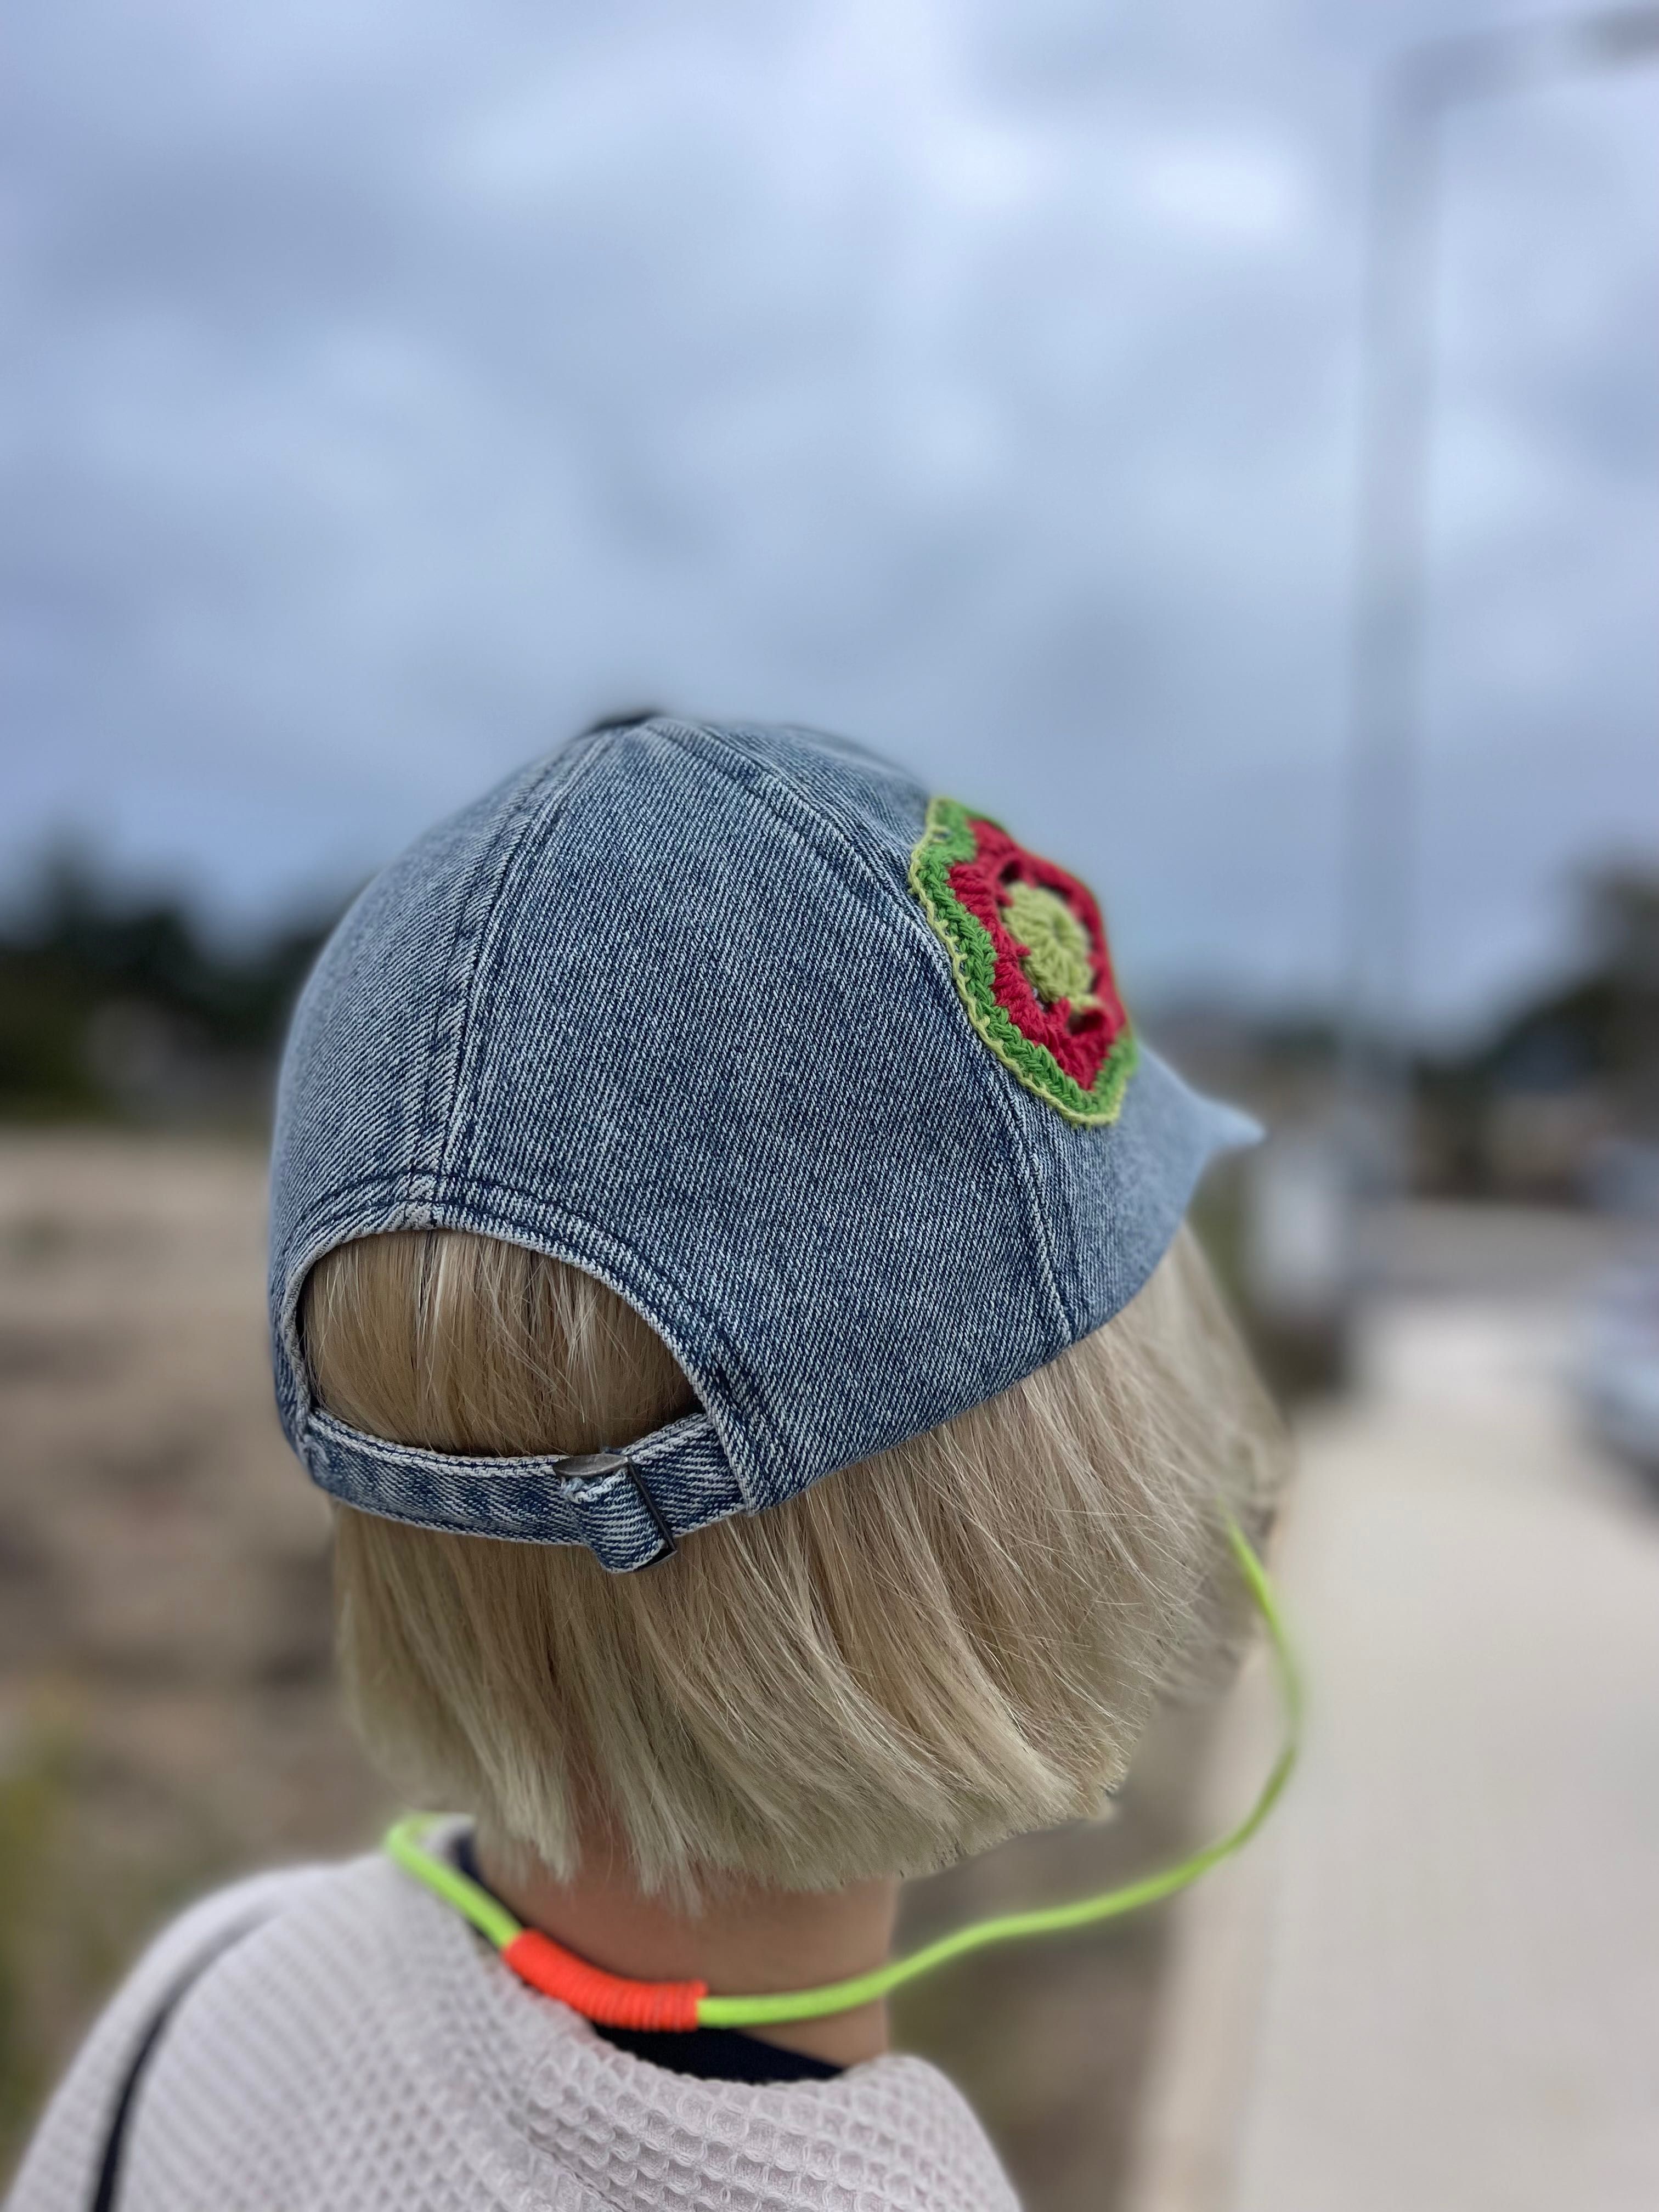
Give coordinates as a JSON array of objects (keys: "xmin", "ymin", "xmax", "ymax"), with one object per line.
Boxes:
[{"xmin": 269, "ymin": 716, "xmax": 1256, "ymax": 1571}]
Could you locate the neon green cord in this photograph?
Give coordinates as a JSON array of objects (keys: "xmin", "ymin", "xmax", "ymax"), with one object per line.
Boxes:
[
  {"xmin": 699, "ymin": 1516, "xmax": 1301, "ymax": 2027},
  {"xmin": 384, "ymin": 1514, "xmax": 1300, "ymax": 2029},
  {"xmin": 386, "ymin": 1815, "xmax": 523, "ymax": 1949}
]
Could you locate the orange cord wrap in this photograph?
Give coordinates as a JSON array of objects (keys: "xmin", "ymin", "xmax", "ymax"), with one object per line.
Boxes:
[{"xmin": 502, "ymin": 1930, "xmax": 707, "ymax": 2031}]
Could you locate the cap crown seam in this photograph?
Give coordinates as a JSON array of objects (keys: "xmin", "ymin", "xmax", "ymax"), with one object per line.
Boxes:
[
  {"xmin": 661, "ymin": 720, "xmax": 1073, "ymax": 1346},
  {"xmin": 406, "ymin": 732, "xmax": 622, "ymax": 1217}
]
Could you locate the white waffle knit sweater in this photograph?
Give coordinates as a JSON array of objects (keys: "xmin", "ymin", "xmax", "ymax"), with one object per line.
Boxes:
[{"xmin": 7, "ymin": 1849, "xmax": 1019, "ymax": 2212}]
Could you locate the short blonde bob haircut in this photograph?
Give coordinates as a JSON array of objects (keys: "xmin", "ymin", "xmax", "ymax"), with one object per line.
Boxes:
[{"xmin": 304, "ymin": 1224, "xmax": 1286, "ymax": 1897}]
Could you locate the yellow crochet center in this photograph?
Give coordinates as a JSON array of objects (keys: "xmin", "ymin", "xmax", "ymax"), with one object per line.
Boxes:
[{"xmin": 1002, "ymin": 879, "xmax": 1096, "ymax": 1008}]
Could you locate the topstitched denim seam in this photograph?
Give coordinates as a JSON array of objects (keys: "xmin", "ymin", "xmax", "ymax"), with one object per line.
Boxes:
[
  {"xmin": 661, "ymin": 724, "xmax": 1071, "ymax": 1342},
  {"xmin": 421, "ymin": 735, "xmax": 622, "ymax": 1205},
  {"xmin": 399, "ymin": 768, "xmax": 547, "ymax": 1219},
  {"xmin": 304, "ymin": 1406, "xmax": 718, "ymax": 1482},
  {"xmin": 438, "ymin": 730, "xmax": 627, "ymax": 1192}
]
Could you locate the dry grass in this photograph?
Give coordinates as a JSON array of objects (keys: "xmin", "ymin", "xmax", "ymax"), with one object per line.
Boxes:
[{"xmin": 0, "ymin": 1134, "xmax": 389, "ymax": 2179}]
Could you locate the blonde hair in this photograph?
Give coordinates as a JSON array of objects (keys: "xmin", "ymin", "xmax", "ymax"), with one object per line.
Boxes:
[{"xmin": 304, "ymin": 1226, "xmax": 1285, "ymax": 1896}]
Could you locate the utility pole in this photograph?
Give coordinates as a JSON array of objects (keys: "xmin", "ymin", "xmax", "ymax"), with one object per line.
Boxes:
[{"xmin": 1342, "ymin": 7, "xmax": 1659, "ymax": 1226}]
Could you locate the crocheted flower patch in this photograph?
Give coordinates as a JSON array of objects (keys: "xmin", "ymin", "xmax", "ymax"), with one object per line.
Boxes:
[{"xmin": 909, "ymin": 797, "xmax": 1137, "ymax": 1126}]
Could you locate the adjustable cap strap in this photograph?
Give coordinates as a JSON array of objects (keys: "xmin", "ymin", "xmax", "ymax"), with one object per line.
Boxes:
[{"xmin": 300, "ymin": 1408, "xmax": 745, "ymax": 1570}]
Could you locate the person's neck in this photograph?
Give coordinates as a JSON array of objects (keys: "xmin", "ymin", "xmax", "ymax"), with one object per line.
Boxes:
[{"xmin": 476, "ymin": 1835, "xmax": 900, "ymax": 2068}]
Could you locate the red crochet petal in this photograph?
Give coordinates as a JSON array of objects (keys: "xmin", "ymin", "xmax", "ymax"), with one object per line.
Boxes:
[{"xmin": 946, "ymin": 815, "xmax": 1128, "ymax": 1090}]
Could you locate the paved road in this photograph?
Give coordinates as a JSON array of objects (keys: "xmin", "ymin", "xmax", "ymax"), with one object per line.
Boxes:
[{"xmin": 1128, "ymin": 1253, "xmax": 1659, "ymax": 2211}]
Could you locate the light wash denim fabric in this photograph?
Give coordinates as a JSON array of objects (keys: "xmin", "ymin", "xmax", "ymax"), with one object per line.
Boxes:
[{"xmin": 269, "ymin": 718, "xmax": 1256, "ymax": 1571}]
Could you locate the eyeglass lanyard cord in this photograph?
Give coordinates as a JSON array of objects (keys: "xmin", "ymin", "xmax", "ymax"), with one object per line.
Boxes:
[{"xmin": 385, "ymin": 1513, "xmax": 1301, "ymax": 2034}]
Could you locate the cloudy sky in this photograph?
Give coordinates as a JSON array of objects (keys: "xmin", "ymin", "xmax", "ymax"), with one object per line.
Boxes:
[{"xmin": 5, "ymin": 0, "xmax": 1655, "ymax": 1036}]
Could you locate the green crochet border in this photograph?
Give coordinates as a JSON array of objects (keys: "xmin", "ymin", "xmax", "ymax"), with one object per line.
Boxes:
[{"xmin": 908, "ymin": 796, "xmax": 1137, "ymax": 1128}]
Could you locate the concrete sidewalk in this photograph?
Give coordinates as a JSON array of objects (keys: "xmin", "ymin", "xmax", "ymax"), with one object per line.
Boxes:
[{"xmin": 1126, "ymin": 1291, "xmax": 1659, "ymax": 2212}]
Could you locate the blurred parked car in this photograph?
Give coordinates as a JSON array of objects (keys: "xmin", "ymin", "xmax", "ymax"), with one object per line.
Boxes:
[
  {"xmin": 1239, "ymin": 1124, "xmax": 1356, "ymax": 1400},
  {"xmin": 1573, "ymin": 1255, "xmax": 1659, "ymax": 1486}
]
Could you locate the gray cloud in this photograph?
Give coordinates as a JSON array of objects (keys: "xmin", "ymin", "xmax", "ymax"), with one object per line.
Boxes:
[{"xmin": 3, "ymin": 0, "xmax": 1655, "ymax": 1034}]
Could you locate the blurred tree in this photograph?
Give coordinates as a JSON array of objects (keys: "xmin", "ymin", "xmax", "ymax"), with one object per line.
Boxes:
[
  {"xmin": 0, "ymin": 844, "xmax": 343, "ymax": 1124},
  {"xmin": 1415, "ymin": 862, "xmax": 1659, "ymax": 1198}
]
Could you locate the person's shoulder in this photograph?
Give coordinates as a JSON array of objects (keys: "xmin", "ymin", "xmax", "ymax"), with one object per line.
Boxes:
[
  {"xmin": 3, "ymin": 1854, "xmax": 370, "ymax": 2212},
  {"xmin": 146, "ymin": 1843, "xmax": 443, "ymax": 2040},
  {"xmin": 809, "ymin": 2052, "xmax": 1023, "ymax": 2212},
  {"xmin": 138, "ymin": 1858, "xmax": 345, "ymax": 1976},
  {"xmin": 63, "ymin": 1854, "xmax": 349, "ymax": 2071}
]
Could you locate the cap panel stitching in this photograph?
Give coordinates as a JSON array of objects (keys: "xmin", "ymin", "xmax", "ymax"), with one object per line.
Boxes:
[
  {"xmin": 403, "ymin": 730, "xmax": 625, "ymax": 1217},
  {"xmin": 397, "ymin": 764, "xmax": 549, "ymax": 1222},
  {"xmin": 433, "ymin": 726, "xmax": 629, "ymax": 1195},
  {"xmin": 657, "ymin": 721, "xmax": 1073, "ymax": 1346}
]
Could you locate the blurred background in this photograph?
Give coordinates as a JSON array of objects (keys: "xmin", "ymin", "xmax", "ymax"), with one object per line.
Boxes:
[{"xmin": 2, "ymin": 3, "xmax": 1655, "ymax": 2207}]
